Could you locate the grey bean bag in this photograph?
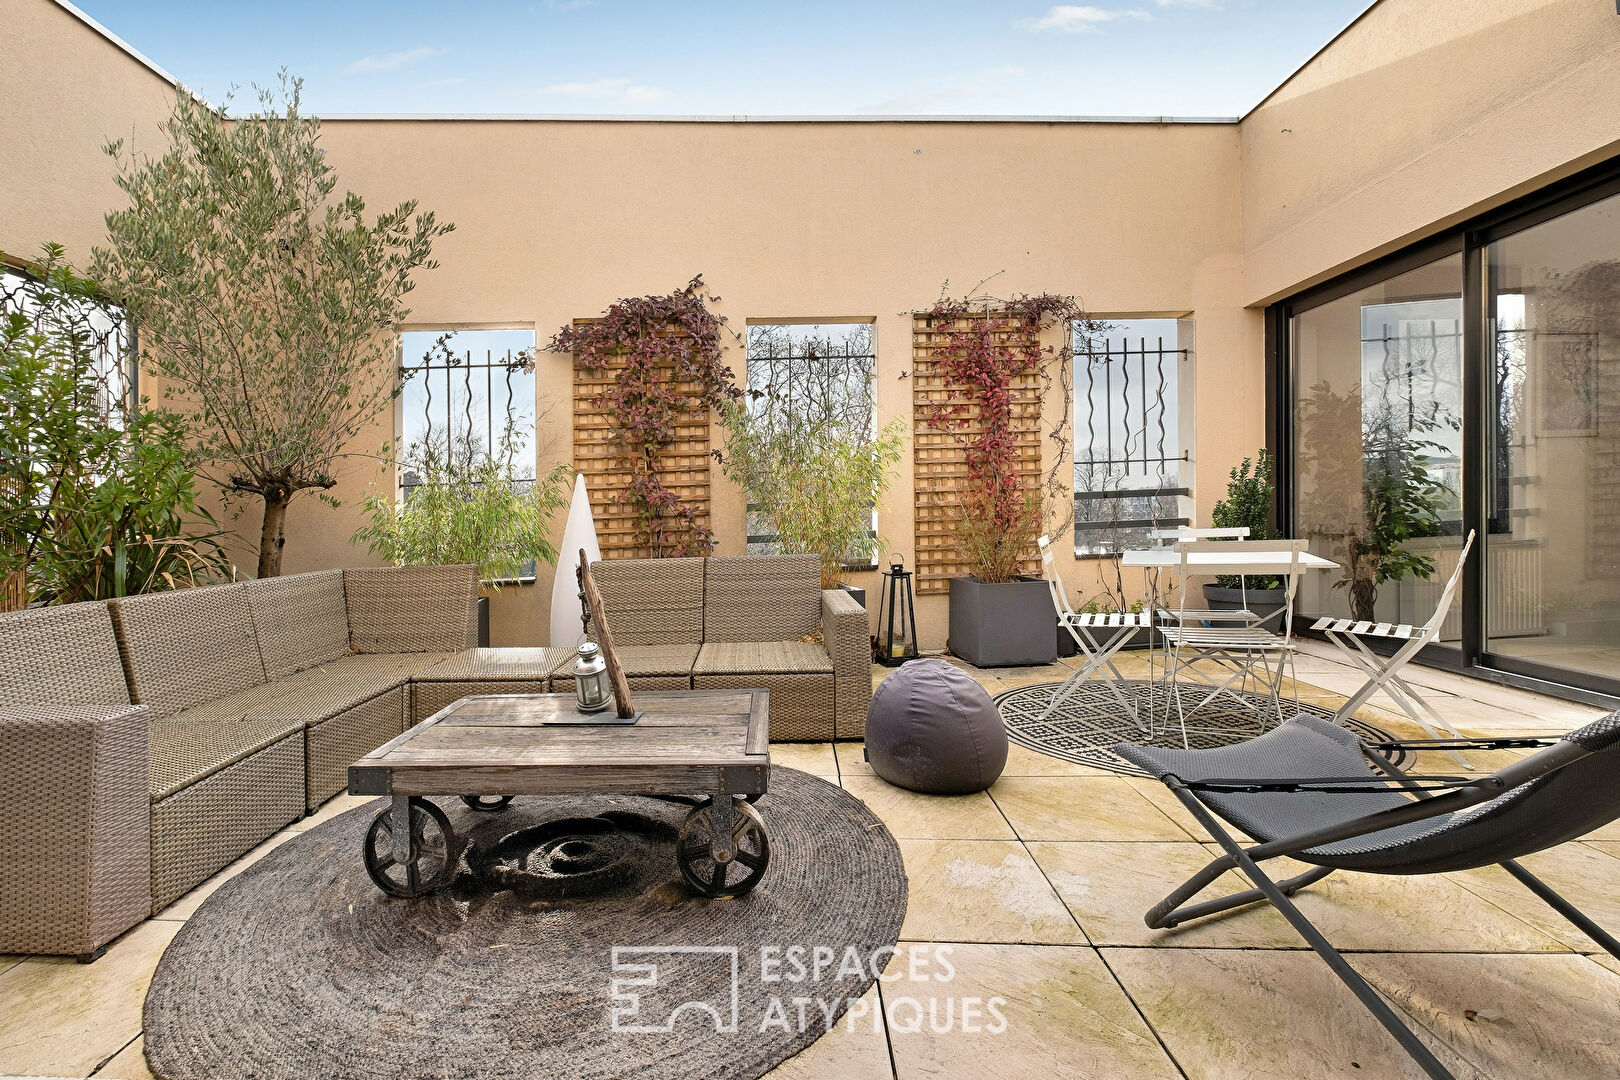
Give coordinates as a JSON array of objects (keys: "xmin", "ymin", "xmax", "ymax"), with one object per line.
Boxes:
[{"xmin": 865, "ymin": 658, "xmax": 1008, "ymax": 794}]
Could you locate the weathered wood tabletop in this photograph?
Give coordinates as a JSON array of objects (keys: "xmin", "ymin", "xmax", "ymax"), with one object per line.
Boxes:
[{"xmin": 349, "ymin": 689, "xmax": 770, "ymax": 799}]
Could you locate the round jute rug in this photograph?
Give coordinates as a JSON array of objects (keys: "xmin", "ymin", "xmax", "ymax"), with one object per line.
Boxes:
[
  {"xmin": 994, "ymin": 680, "xmax": 1404, "ymax": 777},
  {"xmin": 144, "ymin": 766, "xmax": 906, "ymax": 1080}
]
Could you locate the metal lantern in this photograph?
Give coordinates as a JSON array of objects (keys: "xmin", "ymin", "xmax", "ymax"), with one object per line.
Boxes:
[
  {"xmin": 877, "ymin": 553, "xmax": 919, "ymax": 666},
  {"xmin": 572, "ymin": 641, "xmax": 610, "ymax": 713}
]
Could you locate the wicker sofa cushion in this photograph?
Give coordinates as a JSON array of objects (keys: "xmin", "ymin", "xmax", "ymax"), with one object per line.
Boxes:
[
  {"xmin": 344, "ymin": 565, "xmax": 478, "ymax": 653},
  {"xmin": 589, "ymin": 557, "xmax": 705, "ymax": 645},
  {"xmin": 149, "ymin": 715, "xmax": 305, "ymax": 802},
  {"xmin": 702, "ymin": 555, "xmax": 822, "ymax": 643},
  {"xmin": 693, "ymin": 641, "xmax": 833, "ymax": 676},
  {"xmin": 241, "ymin": 570, "xmax": 352, "ymax": 679},
  {"xmin": 111, "ymin": 584, "xmax": 268, "ymax": 719},
  {"xmin": 0, "ymin": 601, "xmax": 130, "ymax": 708}
]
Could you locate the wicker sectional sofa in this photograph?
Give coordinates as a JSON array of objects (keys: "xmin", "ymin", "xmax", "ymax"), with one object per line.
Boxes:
[
  {"xmin": 0, "ymin": 565, "xmax": 478, "ymax": 959},
  {"xmin": 0, "ymin": 553, "xmax": 870, "ymax": 959}
]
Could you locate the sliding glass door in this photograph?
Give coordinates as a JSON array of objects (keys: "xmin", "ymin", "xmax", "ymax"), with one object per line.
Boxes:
[
  {"xmin": 1289, "ymin": 253, "xmax": 1466, "ymax": 651},
  {"xmin": 1485, "ymin": 191, "xmax": 1620, "ymax": 684},
  {"xmin": 1274, "ymin": 161, "xmax": 1620, "ymax": 700}
]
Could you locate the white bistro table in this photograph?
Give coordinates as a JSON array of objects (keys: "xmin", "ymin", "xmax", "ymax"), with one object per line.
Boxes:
[
  {"xmin": 1121, "ymin": 545, "xmax": 1341, "ymax": 736},
  {"xmin": 1121, "ymin": 548, "xmax": 1339, "ymax": 574}
]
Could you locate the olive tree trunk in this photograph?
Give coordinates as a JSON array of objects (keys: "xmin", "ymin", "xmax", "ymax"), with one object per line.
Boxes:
[{"xmin": 257, "ymin": 491, "xmax": 290, "ymax": 578}]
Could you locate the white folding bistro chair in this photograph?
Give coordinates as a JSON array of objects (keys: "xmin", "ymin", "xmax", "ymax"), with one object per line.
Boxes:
[
  {"xmin": 1158, "ymin": 538, "xmax": 1308, "ymax": 747},
  {"xmin": 1311, "ymin": 531, "xmax": 1478, "ymax": 770},
  {"xmin": 1037, "ymin": 535, "xmax": 1151, "ymax": 729},
  {"xmin": 1150, "ymin": 526, "xmax": 1267, "ymax": 631}
]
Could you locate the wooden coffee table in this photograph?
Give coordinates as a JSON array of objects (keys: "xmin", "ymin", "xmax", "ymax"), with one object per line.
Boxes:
[{"xmin": 348, "ymin": 689, "xmax": 770, "ymax": 900}]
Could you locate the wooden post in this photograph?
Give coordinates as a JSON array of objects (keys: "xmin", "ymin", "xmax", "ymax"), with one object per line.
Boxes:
[{"xmin": 578, "ymin": 549, "xmax": 637, "ymax": 720}]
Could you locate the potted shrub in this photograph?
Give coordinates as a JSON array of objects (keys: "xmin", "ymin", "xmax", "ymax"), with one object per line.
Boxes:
[
  {"xmin": 916, "ymin": 291, "xmax": 1101, "ymax": 666},
  {"xmin": 354, "ymin": 430, "xmax": 570, "ymax": 645},
  {"xmin": 1204, "ymin": 450, "xmax": 1288, "ymax": 624}
]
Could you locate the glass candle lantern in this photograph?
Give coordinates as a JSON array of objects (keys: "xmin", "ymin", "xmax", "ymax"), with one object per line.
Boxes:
[
  {"xmin": 572, "ymin": 641, "xmax": 610, "ymax": 713},
  {"xmin": 877, "ymin": 553, "xmax": 919, "ymax": 666}
]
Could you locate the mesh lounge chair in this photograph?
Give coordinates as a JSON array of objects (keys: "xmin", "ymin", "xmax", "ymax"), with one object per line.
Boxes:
[{"xmin": 1115, "ymin": 712, "xmax": 1620, "ymax": 1080}]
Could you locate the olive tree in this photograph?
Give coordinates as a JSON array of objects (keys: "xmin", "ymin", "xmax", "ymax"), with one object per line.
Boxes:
[{"xmin": 92, "ymin": 75, "xmax": 451, "ymax": 576}]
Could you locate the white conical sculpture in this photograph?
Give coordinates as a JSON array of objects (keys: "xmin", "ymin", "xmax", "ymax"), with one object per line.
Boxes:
[{"xmin": 549, "ymin": 473, "xmax": 602, "ymax": 648}]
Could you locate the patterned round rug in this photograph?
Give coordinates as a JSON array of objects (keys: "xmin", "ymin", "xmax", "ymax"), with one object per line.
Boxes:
[
  {"xmin": 993, "ymin": 680, "xmax": 1405, "ymax": 776},
  {"xmin": 143, "ymin": 766, "xmax": 906, "ymax": 1080}
]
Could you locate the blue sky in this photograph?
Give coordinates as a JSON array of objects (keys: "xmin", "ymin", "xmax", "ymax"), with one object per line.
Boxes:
[{"xmin": 77, "ymin": 1, "xmax": 1375, "ymax": 118}]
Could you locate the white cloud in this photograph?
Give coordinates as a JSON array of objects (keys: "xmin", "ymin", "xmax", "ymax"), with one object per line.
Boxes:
[
  {"xmin": 545, "ymin": 0, "xmax": 596, "ymax": 8},
  {"xmin": 343, "ymin": 47, "xmax": 443, "ymax": 74},
  {"xmin": 1155, "ymin": 0, "xmax": 1219, "ymax": 7},
  {"xmin": 1016, "ymin": 5, "xmax": 1151, "ymax": 33},
  {"xmin": 538, "ymin": 77, "xmax": 670, "ymax": 104},
  {"xmin": 861, "ymin": 66, "xmax": 1026, "ymax": 113}
]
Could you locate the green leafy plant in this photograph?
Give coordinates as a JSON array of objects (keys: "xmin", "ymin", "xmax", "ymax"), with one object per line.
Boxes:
[
  {"xmin": 90, "ymin": 73, "xmax": 452, "ymax": 577},
  {"xmin": 1210, "ymin": 450, "xmax": 1278, "ymax": 588},
  {"xmin": 916, "ymin": 286, "xmax": 1104, "ymax": 583},
  {"xmin": 549, "ymin": 276, "xmax": 739, "ymax": 557},
  {"xmin": 718, "ymin": 392, "xmax": 906, "ymax": 590},
  {"xmin": 1, "ymin": 245, "xmax": 233, "ymax": 607},
  {"xmin": 353, "ymin": 434, "xmax": 570, "ymax": 588}
]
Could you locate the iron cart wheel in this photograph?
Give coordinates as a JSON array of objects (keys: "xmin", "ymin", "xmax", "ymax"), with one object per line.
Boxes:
[
  {"xmin": 460, "ymin": 795, "xmax": 515, "ymax": 812},
  {"xmin": 676, "ymin": 797, "xmax": 770, "ymax": 899},
  {"xmin": 364, "ymin": 797, "xmax": 457, "ymax": 898}
]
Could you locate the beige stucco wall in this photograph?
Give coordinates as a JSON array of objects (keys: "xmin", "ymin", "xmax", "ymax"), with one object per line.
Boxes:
[
  {"xmin": 7, "ymin": 0, "xmax": 1620, "ymax": 652},
  {"xmin": 310, "ymin": 116, "xmax": 1248, "ymax": 647},
  {"xmin": 0, "ymin": 0, "xmax": 176, "ymax": 263},
  {"xmin": 1242, "ymin": 0, "xmax": 1620, "ymax": 306}
]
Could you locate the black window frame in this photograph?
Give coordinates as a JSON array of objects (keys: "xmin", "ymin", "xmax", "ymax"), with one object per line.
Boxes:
[{"xmin": 1266, "ymin": 154, "xmax": 1620, "ymax": 707}]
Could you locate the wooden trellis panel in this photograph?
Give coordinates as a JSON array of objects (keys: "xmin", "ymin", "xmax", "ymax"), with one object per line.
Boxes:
[
  {"xmin": 573, "ymin": 355, "xmax": 713, "ymax": 560},
  {"xmin": 911, "ymin": 312, "xmax": 1045, "ymax": 594}
]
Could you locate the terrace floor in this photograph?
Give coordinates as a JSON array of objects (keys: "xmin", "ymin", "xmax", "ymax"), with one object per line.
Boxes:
[{"xmin": 2, "ymin": 641, "xmax": 1617, "ymax": 1079}]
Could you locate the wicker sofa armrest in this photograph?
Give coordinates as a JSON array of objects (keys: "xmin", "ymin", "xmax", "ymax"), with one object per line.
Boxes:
[
  {"xmin": 0, "ymin": 704, "xmax": 152, "ymax": 959},
  {"xmin": 344, "ymin": 565, "xmax": 479, "ymax": 653},
  {"xmin": 821, "ymin": 589, "xmax": 872, "ymax": 740}
]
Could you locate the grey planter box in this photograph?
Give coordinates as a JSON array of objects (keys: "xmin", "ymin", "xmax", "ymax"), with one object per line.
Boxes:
[
  {"xmin": 949, "ymin": 576, "xmax": 1057, "ymax": 667},
  {"xmin": 839, "ymin": 582, "xmax": 866, "ymax": 609},
  {"xmin": 1202, "ymin": 583, "xmax": 1289, "ymax": 629}
]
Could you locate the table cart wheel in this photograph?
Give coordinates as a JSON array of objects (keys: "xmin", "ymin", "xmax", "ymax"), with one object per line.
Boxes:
[
  {"xmin": 676, "ymin": 797, "xmax": 770, "ymax": 899},
  {"xmin": 364, "ymin": 797, "xmax": 458, "ymax": 898},
  {"xmin": 460, "ymin": 795, "xmax": 515, "ymax": 812}
]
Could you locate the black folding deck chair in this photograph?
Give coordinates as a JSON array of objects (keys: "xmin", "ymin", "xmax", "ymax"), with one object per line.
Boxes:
[{"xmin": 1116, "ymin": 711, "xmax": 1620, "ymax": 1080}]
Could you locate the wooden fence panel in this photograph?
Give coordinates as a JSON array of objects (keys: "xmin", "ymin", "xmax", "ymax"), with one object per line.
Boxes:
[
  {"xmin": 911, "ymin": 313, "xmax": 1044, "ymax": 594},
  {"xmin": 572, "ymin": 358, "xmax": 712, "ymax": 560}
]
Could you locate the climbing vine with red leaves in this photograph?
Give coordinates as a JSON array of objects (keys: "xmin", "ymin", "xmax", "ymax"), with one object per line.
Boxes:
[
  {"xmin": 551, "ymin": 276, "xmax": 740, "ymax": 556},
  {"xmin": 918, "ymin": 288, "xmax": 1106, "ymax": 583}
]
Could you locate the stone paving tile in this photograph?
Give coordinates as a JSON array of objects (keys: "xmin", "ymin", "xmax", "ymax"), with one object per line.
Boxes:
[
  {"xmin": 1001, "ymin": 741, "xmax": 1115, "ymax": 777},
  {"xmin": 1206, "ymin": 847, "xmax": 1568, "ymax": 954},
  {"xmin": 0, "ymin": 919, "xmax": 178, "ymax": 1078},
  {"xmin": 841, "ymin": 776, "xmax": 1016, "ymax": 841},
  {"xmin": 1357, "ymin": 952, "xmax": 1620, "ymax": 1078},
  {"xmin": 1103, "ymin": 947, "xmax": 1486, "ymax": 1079},
  {"xmin": 98, "ymin": 1034, "xmax": 156, "ymax": 1080},
  {"xmin": 1031, "ymin": 841, "xmax": 1301, "ymax": 949},
  {"xmin": 835, "ymin": 740, "xmax": 875, "ymax": 777},
  {"xmin": 764, "ymin": 984, "xmax": 892, "ymax": 1080},
  {"xmin": 883, "ymin": 942, "xmax": 1180, "ymax": 1080},
  {"xmin": 770, "ymin": 741, "xmax": 839, "ymax": 777},
  {"xmin": 896, "ymin": 840, "xmax": 1085, "ymax": 945},
  {"xmin": 989, "ymin": 776, "xmax": 1191, "ymax": 843},
  {"xmin": 1447, "ymin": 843, "xmax": 1620, "ymax": 952}
]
